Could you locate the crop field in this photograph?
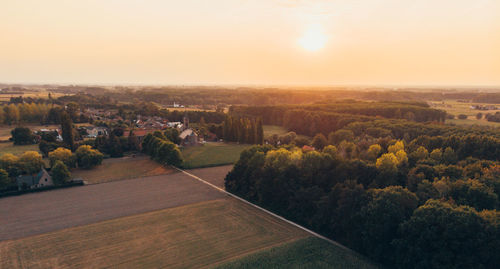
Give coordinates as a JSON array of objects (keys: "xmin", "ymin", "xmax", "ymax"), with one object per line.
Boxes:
[
  {"xmin": 0, "ymin": 91, "xmax": 68, "ymax": 102},
  {"xmin": 0, "ymin": 142, "xmax": 40, "ymax": 156},
  {"xmin": 263, "ymin": 125, "xmax": 288, "ymax": 137},
  {"xmin": 0, "ymin": 172, "xmax": 225, "ymax": 241},
  {"xmin": 186, "ymin": 165, "xmax": 233, "ymax": 188},
  {"xmin": 430, "ymin": 100, "xmax": 500, "ymax": 127},
  {"xmin": 181, "ymin": 142, "xmax": 248, "ymax": 169},
  {"xmin": 0, "ymin": 198, "xmax": 309, "ymax": 268},
  {"xmin": 71, "ymin": 155, "xmax": 173, "ymax": 184},
  {"xmin": 213, "ymin": 237, "xmax": 378, "ymax": 269}
]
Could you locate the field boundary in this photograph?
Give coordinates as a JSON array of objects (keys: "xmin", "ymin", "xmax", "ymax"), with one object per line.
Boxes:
[{"xmin": 174, "ymin": 167, "xmax": 354, "ymax": 253}]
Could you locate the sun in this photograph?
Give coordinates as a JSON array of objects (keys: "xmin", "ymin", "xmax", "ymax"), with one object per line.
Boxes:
[{"xmin": 298, "ymin": 25, "xmax": 327, "ymax": 52}]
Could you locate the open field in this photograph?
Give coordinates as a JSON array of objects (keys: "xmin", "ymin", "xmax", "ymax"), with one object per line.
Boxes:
[
  {"xmin": 181, "ymin": 142, "xmax": 248, "ymax": 169},
  {"xmin": 0, "ymin": 199, "xmax": 309, "ymax": 268},
  {"xmin": 430, "ymin": 100, "xmax": 500, "ymax": 127},
  {"xmin": 263, "ymin": 125, "xmax": 288, "ymax": 137},
  {"xmin": 72, "ymin": 155, "xmax": 173, "ymax": 184},
  {"xmin": 187, "ymin": 165, "xmax": 233, "ymax": 188},
  {"xmin": 0, "ymin": 124, "xmax": 60, "ymax": 141},
  {"xmin": 0, "ymin": 172, "xmax": 225, "ymax": 240},
  {"xmin": 214, "ymin": 237, "xmax": 378, "ymax": 269},
  {"xmin": 0, "ymin": 92, "xmax": 68, "ymax": 102},
  {"xmin": 0, "ymin": 142, "xmax": 39, "ymax": 156}
]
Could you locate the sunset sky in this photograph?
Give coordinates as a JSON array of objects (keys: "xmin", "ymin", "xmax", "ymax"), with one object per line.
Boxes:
[{"xmin": 1, "ymin": 0, "xmax": 499, "ymax": 86}]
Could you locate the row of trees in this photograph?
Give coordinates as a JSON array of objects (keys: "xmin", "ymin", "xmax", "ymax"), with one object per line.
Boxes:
[
  {"xmin": 0, "ymin": 103, "xmax": 54, "ymax": 125},
  {"xmin": 141, "ymin": 132, "xmax": 182, "ymax": 166},
  {"xmin": 225, "ymin": 142, "xmax": 500, "ymax": 268},
  {"xmin": 222, "ymin": 116, "xmax": 263, "ymax": 144}
]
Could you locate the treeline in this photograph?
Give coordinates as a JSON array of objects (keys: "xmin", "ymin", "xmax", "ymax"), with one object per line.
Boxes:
[
  {"xmin": 141, "ymin": 132, "xmax": 182, "ymax": 166},
  {"xmin": 222, "ymin": 116, "xmax": 263, "ymax": 144},
  {"xmin": 225, "ymin": 144, "xmax": 499, "ymax": 268},
  {"xmin": 230, "ymin": 101, "xmax": 446, "ymax": 124},
  {"xmin": 48, "ymin": 85, "xmax": 500, "ymax": 105},
  {"xmin": 0, "ymin": 103, "xmax": 54, "ymax": 125}
]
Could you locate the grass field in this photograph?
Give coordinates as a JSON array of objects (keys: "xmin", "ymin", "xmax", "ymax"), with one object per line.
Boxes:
[
  {"xmin": 0, "ymin": 91, "xmax": 68, "ymax": 102},
  {"xmin": 181, "ymin": 142, "xmax": 248, "ymax": 169},
  {"xmin": 430, "ymin": 100, "xmax": 500, "ymax": 127},
  {"xmin": 72, "ymin": 155, "xmax": 173, "ymax": 184},
  {"xmin": 0, "ymin": 199, "xmax": 308, "ymax": 268},
  {"xmin": 263, "ymin": 125, "xmax": 288, "ymax": 137},
  {"xmin": 0, "ymin": 142, "xmax": 39, "ymax": 156},
  {"xmin": 0, "ymin": 124, "xmax": 60, "ymax": 141},
  {"xmin": 214, "ymin": 237, "xmax": 378, "ymax": 269}
]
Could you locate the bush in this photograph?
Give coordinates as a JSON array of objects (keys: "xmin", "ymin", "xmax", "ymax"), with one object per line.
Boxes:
[
  {"xmin": 75, "ymin": 145, "xmax": 103, "ymax": 169},
  {"xmin": 457, "ymin": 114, "xmax": 468, "ymax": 120},
  {"xmin": 11, "ymin": 127, "xmax": 35, "ymax": 145},
  {"xmin": 51, "ymin": 160, "xmax": 71, "ymax": 185}
]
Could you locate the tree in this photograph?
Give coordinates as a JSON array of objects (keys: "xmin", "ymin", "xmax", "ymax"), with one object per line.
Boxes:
[
  {"xmin": 312, "ymin": 133, "xmax": 328, "ymax": 150},
  {"xmin": 75, "ymin": 145, "xmax": 103, "ymax": 169},
  {"xmin": 476, "ymin": 112, "xmax": 483, "ymax": 120},
  {"xmin": 19, "ymin": 151, "xmax": 43, "ymax": 174},
  {"xmin": 60, "ymin": 111, "xmax": 74, "ymax": 150},
  {"xmin": 394, "ymin": 200, "xmax": 491, "ymax": 269},
  {"xmin": 388, "ymin": 140, "xmax": 405, "ymax": 154},
  {"xmin": 11, "ymin": 127, "xmax": 34, "ymax": 145},
  {"xmin": 430, "ymin": 148, "xmax": 442, "ymax": 162},
  {"xmin": 0, "ymin": 153, "xmax": 21, "ymax": 177},
  {"xmin": 51, "ymin": 160, "xmax": 71, "ymax": 185},
  {"xmin": 355, "ymin": 186, "xmax": 418, "ymax": 263},
  {"xmin": 164, "ymin": 128, "xmax": 181, "ymax": 144},
  {"xmin": 256, "ymin": 118, "xmax": 264, "ymax": 145},
  {"xmin": 48, "ymin": 147, "xmax": 75, "ymax": 168},
  {"xmin": 442, "ymin": 147, "xmax": 457, "ymax": 164},
  {"xmin": 328, "ymin": 129, "xmax": 355, "ymax": 145},
  {"xmin": 366, "ymin": 144, "xmax": 382, "ymax": 160},
  {"xmin": 0, "ymin": 168, "xmax": 11, "ymax": 191},
  {"xmin": 457, "ymin": 114, "xmax": 468, "ymax": 119}
]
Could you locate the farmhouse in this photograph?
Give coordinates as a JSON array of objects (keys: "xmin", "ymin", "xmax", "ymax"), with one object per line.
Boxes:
[
  {"xmin": 85, "ymin": 126, "xmax": 108, "ymax": 138},
  {"xmin": 179, "ymin": 128, "xmax": 199, "ymax": 146},
  {"xmin": 16, "ymin": 169, "xmax": 53, "ymax": 190}
]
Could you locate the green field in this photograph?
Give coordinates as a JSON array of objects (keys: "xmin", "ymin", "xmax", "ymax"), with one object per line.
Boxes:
[
  {"xmin": 181, "ymin": 142, "xmax": 249, "ymax": 169},
  {"xmin": 72, "ymin": 155, "xmax": 173, "ymax": 184},
  {"xmin": 214, "ymin": 237, "xmax": 378, "ymax": 269},
  {"xmin": 430, "ymin": 100, "xmax": 500, "ymax": 127},
  {"xmin": 0, "ymin": 199, "xmax": 308, "ymax": 268},
  {"xmin": 263, "ymin": 125, "xmax": 288, "ymax": 137},
  {"xmin": 0, "ymin": 142, "xmax": 40, "ymax": 156}
]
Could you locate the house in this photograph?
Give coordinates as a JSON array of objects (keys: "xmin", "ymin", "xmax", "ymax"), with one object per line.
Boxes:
[
  {"xmin": 16, "ymin": 169, "xmax": 53, "ymax": 190},
  {"xmin": 179, "ymin": 128, "xmax": 199, "ymax": 146},
  {"xmin": 85, "ymin": 126, "xmax": 108, "ymax": 138}
]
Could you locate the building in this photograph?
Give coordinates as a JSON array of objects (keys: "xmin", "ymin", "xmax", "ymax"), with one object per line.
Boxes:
[
  {"xmin": 85, "ymin": 126, "xmax": 108, "ymax": 138},
  {"xmin": 179, "ymin": 128, "xmax": 199, "ymax": 146},
  {"xmin": 16, "ymin": 169, "xmax": 53, "ymax": 190}
]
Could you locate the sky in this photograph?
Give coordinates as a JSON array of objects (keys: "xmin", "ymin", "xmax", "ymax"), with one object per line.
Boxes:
[{"xmin": 1, "ymin": 0, "xmax": 499, "ymax": 86}]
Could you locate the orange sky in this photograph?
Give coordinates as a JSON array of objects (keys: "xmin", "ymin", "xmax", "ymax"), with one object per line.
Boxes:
[{"xmin": 0, "ymin": 0, "xmax": 499, "ymax": 86}]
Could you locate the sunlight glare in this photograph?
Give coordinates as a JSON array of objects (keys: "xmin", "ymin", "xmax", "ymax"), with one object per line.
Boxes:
[{"xmin": 298, "ymin": 25, "xmax": 327, "ymax": 52}]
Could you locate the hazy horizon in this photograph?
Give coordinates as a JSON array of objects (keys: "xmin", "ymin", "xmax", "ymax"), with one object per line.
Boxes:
[{"xmin": 1, "ymin": 0, "xmax": 499, "ymax": 86}]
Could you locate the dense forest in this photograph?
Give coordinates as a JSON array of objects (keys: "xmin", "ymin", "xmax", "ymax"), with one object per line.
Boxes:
[{"xmin": 225, "ymin": 102, "xmax": 500, "ymax": 268}]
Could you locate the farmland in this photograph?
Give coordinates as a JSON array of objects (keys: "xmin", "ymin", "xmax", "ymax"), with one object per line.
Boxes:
[
  {"xmin": 0, "ymin": 199, "xmax": 309, "ymax": 268},
  {"xmin": 0, "ymin": 142, "xmax": 40, "ymax": 156},
  {"xmin": 0, "ymin": 124, "xmax": 60, "ymax": 141},
  {"xmin": 181, "ymin": 142, "xmax": 248, "ymax": 169},
  {"xmin": 431, "ymin": 100, "xmax": 500, "ymax": 127},
  {"xmin": 214, "ymin": 237, "xmax": 378, "ymax": 269},
  {"xmin": 0, "ymin": 172, "xmax": 225, "ymax": 240},
  {"xmin": 263, "ymin": 125, "xmax": 288, "ymax": 137},
  {"xmin": 71, "ymin": 155, "xmax": 173, "ymax": 184}
]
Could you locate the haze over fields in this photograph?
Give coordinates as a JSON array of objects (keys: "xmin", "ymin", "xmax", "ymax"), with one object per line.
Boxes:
[{"xmin": 1, "ymin": 0, "xmax": 499, "ymax": 86}]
